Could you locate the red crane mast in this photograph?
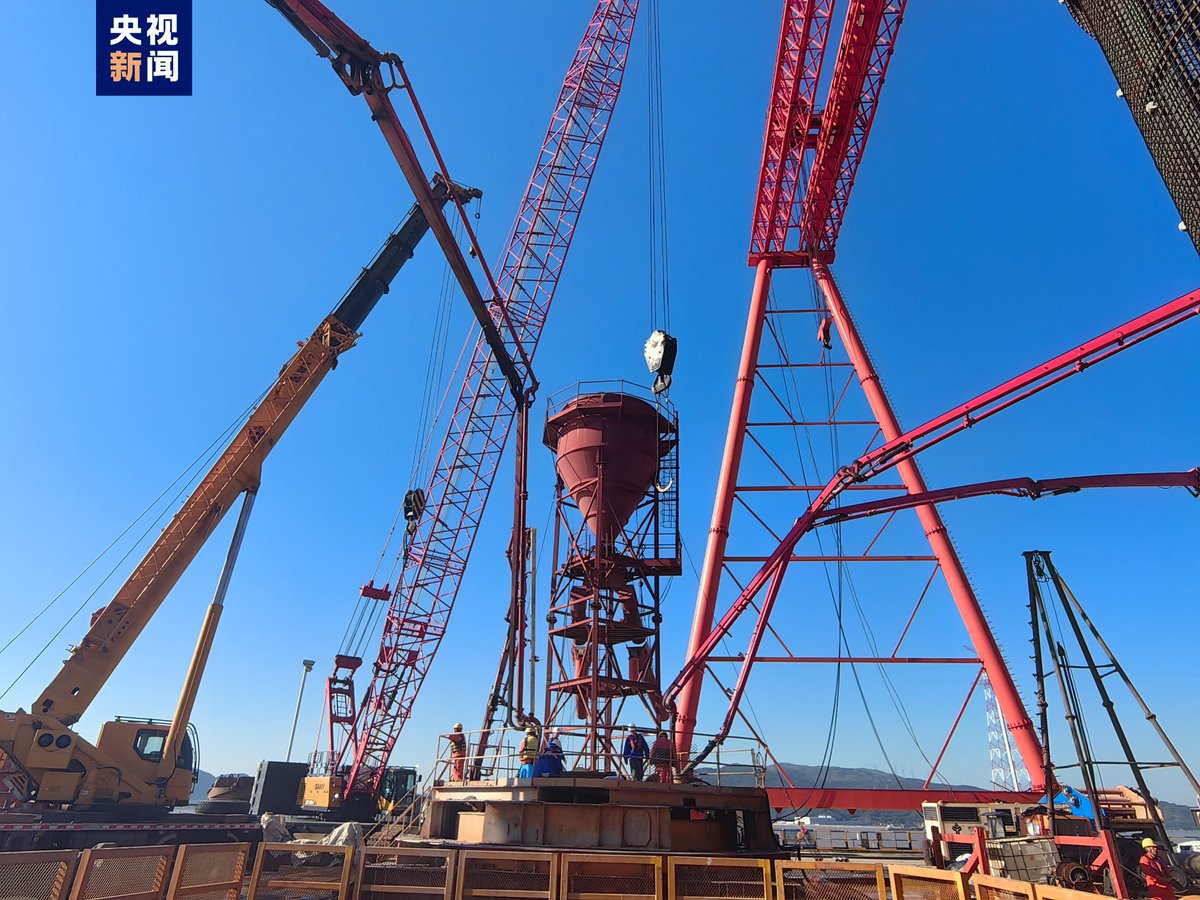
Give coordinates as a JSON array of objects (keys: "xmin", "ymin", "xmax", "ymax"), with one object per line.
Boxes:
[{"xmin": 337, "ymin": 1, "xmax": 641, "ymax": 800}]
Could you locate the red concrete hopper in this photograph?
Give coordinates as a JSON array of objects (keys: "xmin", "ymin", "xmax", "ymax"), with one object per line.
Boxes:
[{"xmin": 544, "ymin": 392, "xmax": 669, "ymax": 543}]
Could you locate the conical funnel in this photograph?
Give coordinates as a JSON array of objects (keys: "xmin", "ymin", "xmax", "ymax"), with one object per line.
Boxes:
[{"xmin": 544, "ymin": 392, "xmax": 668, "ymax": 544}]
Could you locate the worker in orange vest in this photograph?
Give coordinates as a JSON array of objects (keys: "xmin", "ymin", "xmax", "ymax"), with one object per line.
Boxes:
[
  {"xmin": 1140, "ymin": 838, "xmax": 1178, "ymax": 900},
  {"xmin": 446, "ymin": 723, "xmax": 467, "ymax": 782}
]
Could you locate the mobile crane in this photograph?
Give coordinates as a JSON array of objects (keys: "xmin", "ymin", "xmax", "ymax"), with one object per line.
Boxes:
[{"xmin": 0, "ymin": 177, "xmax": 468, "ymax": 824}]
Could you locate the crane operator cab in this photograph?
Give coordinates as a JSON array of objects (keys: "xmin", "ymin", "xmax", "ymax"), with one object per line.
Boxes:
[{"xmin": 0, "ymin": 712, "xmax": 198, "ymax": 810}]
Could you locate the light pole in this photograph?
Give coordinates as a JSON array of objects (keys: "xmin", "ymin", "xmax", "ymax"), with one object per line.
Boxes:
[{"xmin": 286, "ymin": 659, "xmax": 316, "ymax": 763}]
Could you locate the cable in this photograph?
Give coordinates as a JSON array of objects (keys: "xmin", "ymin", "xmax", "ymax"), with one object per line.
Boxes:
[{"xmin": 0, "ymin": 385, "xmax": 269, "ymax": 701}]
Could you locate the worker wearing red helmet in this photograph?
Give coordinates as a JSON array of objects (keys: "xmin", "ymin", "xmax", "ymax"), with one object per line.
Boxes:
[
  {"xmin": 649, "ymin": 730, "xmax": 675, "ymax": 784},
  {"xmin": 1139, "ymin": 838, "xmax": 1178, "ymax": 900}
]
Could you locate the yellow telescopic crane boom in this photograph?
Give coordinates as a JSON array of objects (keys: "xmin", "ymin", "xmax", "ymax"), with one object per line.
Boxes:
[{"xmin": 0, "ymin": 178, "xmax": 469, "ymax": 809}]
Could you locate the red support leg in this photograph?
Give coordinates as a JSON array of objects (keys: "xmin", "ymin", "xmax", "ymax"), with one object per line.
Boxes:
[{"xmin": 812, "ymin": 262, "xmax": 1045, "ymax": 784}]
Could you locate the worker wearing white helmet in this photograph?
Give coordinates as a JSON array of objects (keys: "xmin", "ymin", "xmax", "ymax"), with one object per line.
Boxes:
[{"xmin": 1139, "ymin": 838, "xmax": 1177, "ymax": 900}]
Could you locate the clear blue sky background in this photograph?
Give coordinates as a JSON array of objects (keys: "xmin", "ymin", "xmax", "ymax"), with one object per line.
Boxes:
[{"xmin": 0, "ymin": 2, "xmax": 1196, "ymax": 805}]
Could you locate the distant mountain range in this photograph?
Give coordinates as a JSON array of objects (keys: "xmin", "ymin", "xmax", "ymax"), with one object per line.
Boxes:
[{"xmin": 701, "ymin": 762, "xmax": 1197, "ymax": 829}]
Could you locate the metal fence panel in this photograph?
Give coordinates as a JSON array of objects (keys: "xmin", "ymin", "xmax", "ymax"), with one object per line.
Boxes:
[
  {"xmin": 246, "ymin": 842, "xmax": 354, "ymax": 900},
  {"xmin": 667, "ymin": 856, "xmax": 771, "ymax": 900},
  {"xmin": 360, "ymin": 846, "xmax": 456, "ymax": 900},
  {"xmin": 1032, "ymin": 885, "xmax": 1100, "ymax": 900},
  {"xmin": 888, "ymin": 864, "xmax": 969, "ymax": 900},
  {"xmin": 0, "ymin": 850, "xmax": 78, "ymax": 900},
  {"xmin": 773, "ymin": 860, "xmax": 885, "ymax": 900},
  {"xmin": 454, "ymin": 849, "xmax": 557, "ymax": 900},
  {"xmin": 971, "ymin": 874, "xmax": 1037, "ymax": 900},
  {"xmin": 560, "ymin": 852, "xmax": 662, "ymax": 900},
  {"xmin": 68, "ymin": 846, "xmax": 175, "ymax": 900},
  {"xmin": 164, "ymin": 843, "xmax": 249, "ymax": 900}
]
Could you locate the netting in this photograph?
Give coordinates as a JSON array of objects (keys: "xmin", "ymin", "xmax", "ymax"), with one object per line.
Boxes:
[
  {"xmin": 1067, "ymin": 0, "xmax": 1200, "ymax": 254},
  {"xmin": 459, "ymin": 857, "xmax": 552, "ymax": 897},
  {"xmin": 775, "ymin": 865, "xmax": 884, "ymax": 900},
  {"xmin": 360, "ymin": 849, "xmax": 453, "ymax": 900},
  {"xmin": 670, "ymin": 862, "xmax": 769, "ymax": 900},
  {"xmin": 74, "ymin": 849, "xmax": 172, "ymax": 900},
  {"xmin": 0, "ymin": 853, "xmax": 76, "ymax": 900}
]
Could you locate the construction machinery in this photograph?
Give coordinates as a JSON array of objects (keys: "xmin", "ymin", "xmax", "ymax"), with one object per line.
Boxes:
[{"xmin": 0, "ymin": 179, "xmax": 464, "ymax": 820}]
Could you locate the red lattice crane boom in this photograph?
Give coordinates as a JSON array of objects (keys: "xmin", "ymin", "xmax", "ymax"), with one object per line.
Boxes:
[{"xmin": 332, "ymin": 1, "xmax": 641, "ymax": 801}]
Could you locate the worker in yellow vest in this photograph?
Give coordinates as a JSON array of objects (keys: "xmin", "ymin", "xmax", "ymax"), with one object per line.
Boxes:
[{"xmin": 519, "ymin": 726, "xmax": 539, "ymax": 778}]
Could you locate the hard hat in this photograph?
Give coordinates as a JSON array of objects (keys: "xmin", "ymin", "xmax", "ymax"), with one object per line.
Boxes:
[
  {"xmin": 526, "ymin": 726, "xmax": 537, "ymax": 734},
  {"xmin": 453, "ymin": 723, "xmax": 463, "ymax": 732},
  {"xmin": 1142, "ymin": 838, "xmax": 1158, "ymax": 849},
  {"xmin": 630, "ymin": 725, "xmax": 639, "ymax": 732}
]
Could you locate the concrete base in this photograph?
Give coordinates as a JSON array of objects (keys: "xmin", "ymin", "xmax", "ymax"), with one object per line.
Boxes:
[{"xmin": 423, "ymin": 776, "xmax": 778, "ymax": 853}]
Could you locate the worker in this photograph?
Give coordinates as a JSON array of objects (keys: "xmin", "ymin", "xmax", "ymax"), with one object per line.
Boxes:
[
  {"xmin": 622, "ymin": 726, "xmax": 650, "ymax": 781},
  {"xmin": 1140, "ymin": 838, "xmax": 1178, "ymax": 900},
  {"xmin": 649, "ymin": 730, "xmax": 674, "ymax": 784},
  {"xmin": 539, "ymin": 730, "xmax": 565, "ymax": 776},
  {"xmin": 446, "ymin": 723, "xmax": 467, "ymax": 782},
  {"xmin": 518, "ymin": 726, "xmax": 539, "ymax": 779}
]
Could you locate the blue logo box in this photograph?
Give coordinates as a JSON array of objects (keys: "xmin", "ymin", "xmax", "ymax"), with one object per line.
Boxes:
[{"xmin": 97, "ymin": 0, "xmax": 192, "ymax": 96}]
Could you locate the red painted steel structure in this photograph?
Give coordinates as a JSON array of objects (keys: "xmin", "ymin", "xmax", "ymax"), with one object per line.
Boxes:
[
  {"xmin": 676, "ymin": 0, "xmax": 1199, "ymax": 804},
  {"xmin": 541, "ymin": 389, "xmax": 680, "ymax": 767},
  {"xmin": 333, "ymin": 2, "xmax": 642, "ymax": 799},
  {"xmin": 669, "ymin": 286, "xmax": 1200, "ymax": 740},
  {"xmin": 767, "ymin": 786, "xmax": 1038, "ymax": 813}
]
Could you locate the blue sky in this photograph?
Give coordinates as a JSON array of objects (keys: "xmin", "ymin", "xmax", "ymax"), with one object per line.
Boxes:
[{"xmin": 0, "ymin": 2, "xmax": 1196, "ymax": 806}]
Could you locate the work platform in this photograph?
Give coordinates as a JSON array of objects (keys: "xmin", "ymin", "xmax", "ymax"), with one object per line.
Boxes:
[{"xmin": 422, "ymin": 776, "xmax": 779, "ymax": 853}]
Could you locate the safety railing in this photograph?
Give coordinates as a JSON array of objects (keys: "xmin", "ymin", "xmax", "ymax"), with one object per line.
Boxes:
[
  {"xmin": 559, "ymin": 852, "xmax": 662, "ymax": 900},
  {"xmin": 890, "ymin": 863, "xmax": 970, "ymax": 900},
  {"xmin": 774, "ymin": 860, "xmax": 886, "ymax": 900},
  {"xmin": 246, "ymin": 842, "xmax": 354, "ymax": 900},
  {"xmin": 667, "ymin": 856, "xmax": 772, "ymax": 900},
  {"xmin": 360, "ymin": 846, "xmax": 456, "ymax": 900},
  {"xmin": 971, "ymin": 873, "xmax": 1037, "ymax": 900},
  {"xmin": 0, "ymin": 849, "xmax": 78, "ymax": 900},
  {"xmin": 456, "ymin": 849, "xmax": 557, "ymax": 900},
  {"xmin": 164, "ymin": 843, "xmax": 248, "ymax": 900}
]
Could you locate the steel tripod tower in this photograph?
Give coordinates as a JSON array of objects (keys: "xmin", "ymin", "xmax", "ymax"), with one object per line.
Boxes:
[{"xmin": 672, "ymin": 0, "xmax": 1046, "ymax": 791}]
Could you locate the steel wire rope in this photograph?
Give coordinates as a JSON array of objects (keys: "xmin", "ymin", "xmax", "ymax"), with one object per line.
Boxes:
[
  {"xmin": 769, "ymin": 276, "xmax": 914, "ymax": 790},
  {"xmin": 645, "ymin": 0, "xmax": 671, "ymax": 335},
  {"xmin": 338, "ymin": 214, "xmax": 471, "ymax": 660},
  {"xmin": 0, "ymin": 389, "xmax": 266, "ymax": 663},
  {"xmin": 0, "ymin": 385, "xmax": 269, "ymax": 701}
]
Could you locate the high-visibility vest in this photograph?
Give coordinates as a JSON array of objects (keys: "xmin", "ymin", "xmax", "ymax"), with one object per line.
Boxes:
[{"xmin": 521, "ymin": 734, "xmax": 539, "ymax": 763}]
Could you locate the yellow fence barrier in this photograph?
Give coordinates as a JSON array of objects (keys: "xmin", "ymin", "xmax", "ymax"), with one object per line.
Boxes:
[
  {"xmin": 455, "ymin": 849, "xmax": 557, "ymax": 900},
  {"xmin": 360, "ymin": 846, "xmax": 457, "ymax": 900},
  {"xmin": 971, "ymin": 873, "xmax": 1038, "ymax": 900},
  {"xmin": 164, "ymin": 843, "xmax": 249, "ymax": 900},
  {"xmin": 667, "ymin": 856, "xmax": 772, "ymax": 900},
  {"xmin": 68, "ymin": 846, "xmax": 176, "ymax": 900},
  {"xmin": 774, "ymin": 860, "xmax": 886, "ymax": 900},
  {"xmin": 0, "ymin": 849, "xmax": 78, "ymax": 900},
  {"xmin": 1033, "ymin": 884, "xmax": 1102, "ymax": 900},
  {"xmin": 559, "ymin": 852, "xmax": 662, "ymax": 900},
  {"xmin": 247, "ymin": 842, "xmax": 354, "ymax": 900},
  {"xmin": 889, "ymin": 863, "xmax": 969, "ymax": 900}
]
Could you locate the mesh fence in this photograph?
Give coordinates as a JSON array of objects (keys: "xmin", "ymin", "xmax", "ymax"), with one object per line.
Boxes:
[
  {"xmin": 972, "ymin": 875, "xmax": 1037, "ymax": 900},
  {"xmin": 668, "ymin": 861, "xmax": 770, "ymax": 900},
  {"xmin": 247, "ymin": 844, "xmax": 352, "ymax": 900},
  {"xmin": 71, "ymin": 847, "xmax": 174, "ymax": 900},
  {"xmin": 457, "ymin": 851, "xmax": 554, "ymax": 899},
  {"xmin": 890, "ymin": 866, "xmax": 968, "ymax": 900},
  {"xmin": 165, "ymin": 844, "xmax": 249, "ymax": 900},
  {"xmin": 359, "ymin": 847, "xmax": 454, "ymax": 900},
  {"xmin": 1066, "ymin": 0, "xmax": 1200, "ymax": 255},
  {"xmin": 0, "ymin": 851, "xmax": 77, "ymax": 900},
  {"xmin": 560, "ymin": 854, "xmax": 660, "ymax": 899},
  {"xmin": 774, "ymin": 862, "xmax": 885, "ymax": 900}
]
